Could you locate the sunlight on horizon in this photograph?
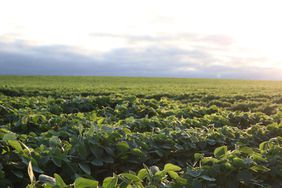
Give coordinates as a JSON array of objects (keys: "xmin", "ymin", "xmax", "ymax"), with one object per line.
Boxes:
[{"xmin": 1, "ymin": 0, "xmax": 282, "ymax": 78}]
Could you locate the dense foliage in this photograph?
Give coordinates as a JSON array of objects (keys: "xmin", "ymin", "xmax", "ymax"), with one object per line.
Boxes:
[{"xmin": 0, "ymin": 76, "xmax": 281, "ymax": 187}]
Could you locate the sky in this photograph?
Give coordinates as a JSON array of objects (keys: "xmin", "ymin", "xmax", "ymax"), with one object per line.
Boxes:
[{"xmin": 1, "ymin": 0, "xmax": 282, "ymax": 79}]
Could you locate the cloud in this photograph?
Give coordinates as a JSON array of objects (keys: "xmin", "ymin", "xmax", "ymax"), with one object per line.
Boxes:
[
  {"xmin": 0, "ymin": 39, "xmax": 281, "ymax": 80},
  {"xmin": 89, "ymin": 32, "xmax": 234, "ymax": 47}
]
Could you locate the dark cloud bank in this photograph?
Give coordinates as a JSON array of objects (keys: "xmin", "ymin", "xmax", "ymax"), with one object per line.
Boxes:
[{"xmin": 0, "ymin": 40, "xmax": 281, "ymax": 80}]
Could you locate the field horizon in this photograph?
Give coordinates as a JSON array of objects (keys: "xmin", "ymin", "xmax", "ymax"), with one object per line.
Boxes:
[{"xmin": 1, "ymin": 75, "xmax": 282, "ymax": 81}]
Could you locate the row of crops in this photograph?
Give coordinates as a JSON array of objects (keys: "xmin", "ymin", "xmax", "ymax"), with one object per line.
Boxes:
[{"xmin": 0, "ymin": 78, "xmax": 281, "ymax": 188}]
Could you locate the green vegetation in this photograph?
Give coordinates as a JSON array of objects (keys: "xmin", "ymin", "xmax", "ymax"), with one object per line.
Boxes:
[{"xmin": 0, "ymin": 76, "xmax": 281, "ymax": 188}]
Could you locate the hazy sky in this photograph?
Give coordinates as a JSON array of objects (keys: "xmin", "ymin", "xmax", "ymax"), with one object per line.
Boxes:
[{"xmin": 1, "ymin": 0, "xmax": 282, "ymax": 79}]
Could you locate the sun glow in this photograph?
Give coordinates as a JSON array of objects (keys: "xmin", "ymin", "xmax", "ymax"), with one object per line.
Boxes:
[{"xmin": 1, "ymin": 0, "xmax": 282, "ymax": 72}]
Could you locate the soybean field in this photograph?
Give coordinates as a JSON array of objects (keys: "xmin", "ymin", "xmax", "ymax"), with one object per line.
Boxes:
[{"xmin": 0, "ymin": 76, "xmax": 281, "ymax": 188}]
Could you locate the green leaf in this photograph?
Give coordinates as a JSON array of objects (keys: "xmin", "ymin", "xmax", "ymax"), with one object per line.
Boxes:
[
  {"xmin": 167, "ymin": 171, "xmax": 179, "ymax": 179},
  {"xmin": 131, "ymin": 148, "xmax": 143, "ymax": 156},
  {"xmin": 38, "ymin": 174, "xmax": 56, "ymax": 185},
  {"xmin": 251, "ymin": 153, "xmax": 267, "ymax": 163},
  {"xmin": 155, "ymin": 150, "xmax": 163, "ymax": 157},
  {"xmin": 52, "ymin": 156, "xmax": 62, "ymax": 167},
  {"xmin": 89, "ymin": 112, "xmax": 97, "ymax": 121},
  {"xmin": 74, "ymin": 177, "xmax": 98, "ymax": 188},
  {"xmin": 12, "ymin": 170, "xmax": 23, "ymax": 178},
  {"xmin": 187, "ymin": 168, "xmax": 201, "ymax": 178},
  {"xmin": 232, "ymin": 157, "xmax": 245, "ymax": 167},
  {"xmin": 122, "ymin": 128, "xmax": 131, "ymax": 134},
  {"xmin": 259, "ymin": 141, "xmax": 268, "ymax": 151},
  {"xmin": 194, "ymin": 153, "xmax": 204, "ymax": 161},
  {"xmin": 121, "ymin": 173, "xmax": 141, "ymax": 182},
  {"xmin": 250, "ymin": 165, "xmax": 270, "ymax": 172},
  {"xmin": 201, "ymin": 157, "xmax": 219, "ymax": 164},
  {"xmin": 3, "ymin": 133, "xmax": 17, "ymax": 141},
  {"xmin": 79, "ymin": 163, "xmax": 91, "ymax": 175},
  {"xmin": 0, "ymin": 128, "xmax": 10, "ymax": 134},
  {"xmin": 21, "ymin": 116, "xmax": 29, "ymax": 124},
  {"xmin": 200, "ymin": 175, "xmax": 216, "ymax": 182},
  {"xmin": 32, "ymin": 164, "xmax": 44, "ymax": 174},
  {"xmin": 97, "ymin": 117, "xmax": 104, "ymax": 126},
  {"xmin": 54, "ymin": 173, "xmax": 67, "ymax": 187},
  {"xmin": 77, "ymin": 143, "xmax": 87, "ymax": 157},
  {"xmin": 49, "ymin": 136, "xmax": 61, "ymax": 147},
  {"xmin": 104, "ymin": 146, "xmax": 114, "ymax": 156},
  {"xmin": 239, "ymin": 146, "xmax": 254, "ymax": 155},
  {"xmin": 89, "ymin": 144, "xmax": 104, "ymax": 158},
  {"xmin": 116, "ymin": 141, "xmax": 130, "ymax": 152},
  {"xmin": 77, "ymin": 112, "xmax": 84, "ymax": 119},
  {"xmin": 176, "ymin": 177, "xmax": 187, "ymax": 184},
  {"xmin": 137, "ymin": 169, "xmax": 148, "ymax": 180},
  {"xmin": 155, "ymin": 170, "xmax": 166, "ymax": 177},
  {"xmin": 41, "ymin": 184, "xmax": 53, "ymax": 188},
  {"xmin": 8, "ymin": 140, "xmax": 23, "ymax": 152},
  {"xmin": 164, "ymin": 163, "xmax": 181, "ymax": 172},
  {"xmin": 243, "ymin": 158, "xmax": 253, "ymax": 165},
  {"xmin": 91, "ymin": 159, "xmax": 103, "ymax": 166},
  {"xmin": 214, "ymin": 146, "xmax": 227, "ymax": 159},
  {"xmin": 102, "ymin": 176, "xmax": 118, "ymax": 188}
]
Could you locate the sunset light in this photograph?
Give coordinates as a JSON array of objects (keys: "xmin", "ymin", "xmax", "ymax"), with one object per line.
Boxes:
[{"xmin": 1, "ymin": 0, "xmax": 282, "ymax": 79}]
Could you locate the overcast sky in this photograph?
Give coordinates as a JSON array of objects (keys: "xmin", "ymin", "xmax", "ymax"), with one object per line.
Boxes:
[{"xmin": 1, "ymin": 0, "xmax": 282, "ymax": 79}]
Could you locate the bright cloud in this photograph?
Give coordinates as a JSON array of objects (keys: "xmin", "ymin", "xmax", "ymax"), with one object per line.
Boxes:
[{"xmin": 0, "ymin": 0, "xmax": 282, "ymax": 79}]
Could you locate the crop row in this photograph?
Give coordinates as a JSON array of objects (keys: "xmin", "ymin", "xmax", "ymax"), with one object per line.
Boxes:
[{"xmin": 0, "ymin": 90, "xmax": 281, "ymax": 187}]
